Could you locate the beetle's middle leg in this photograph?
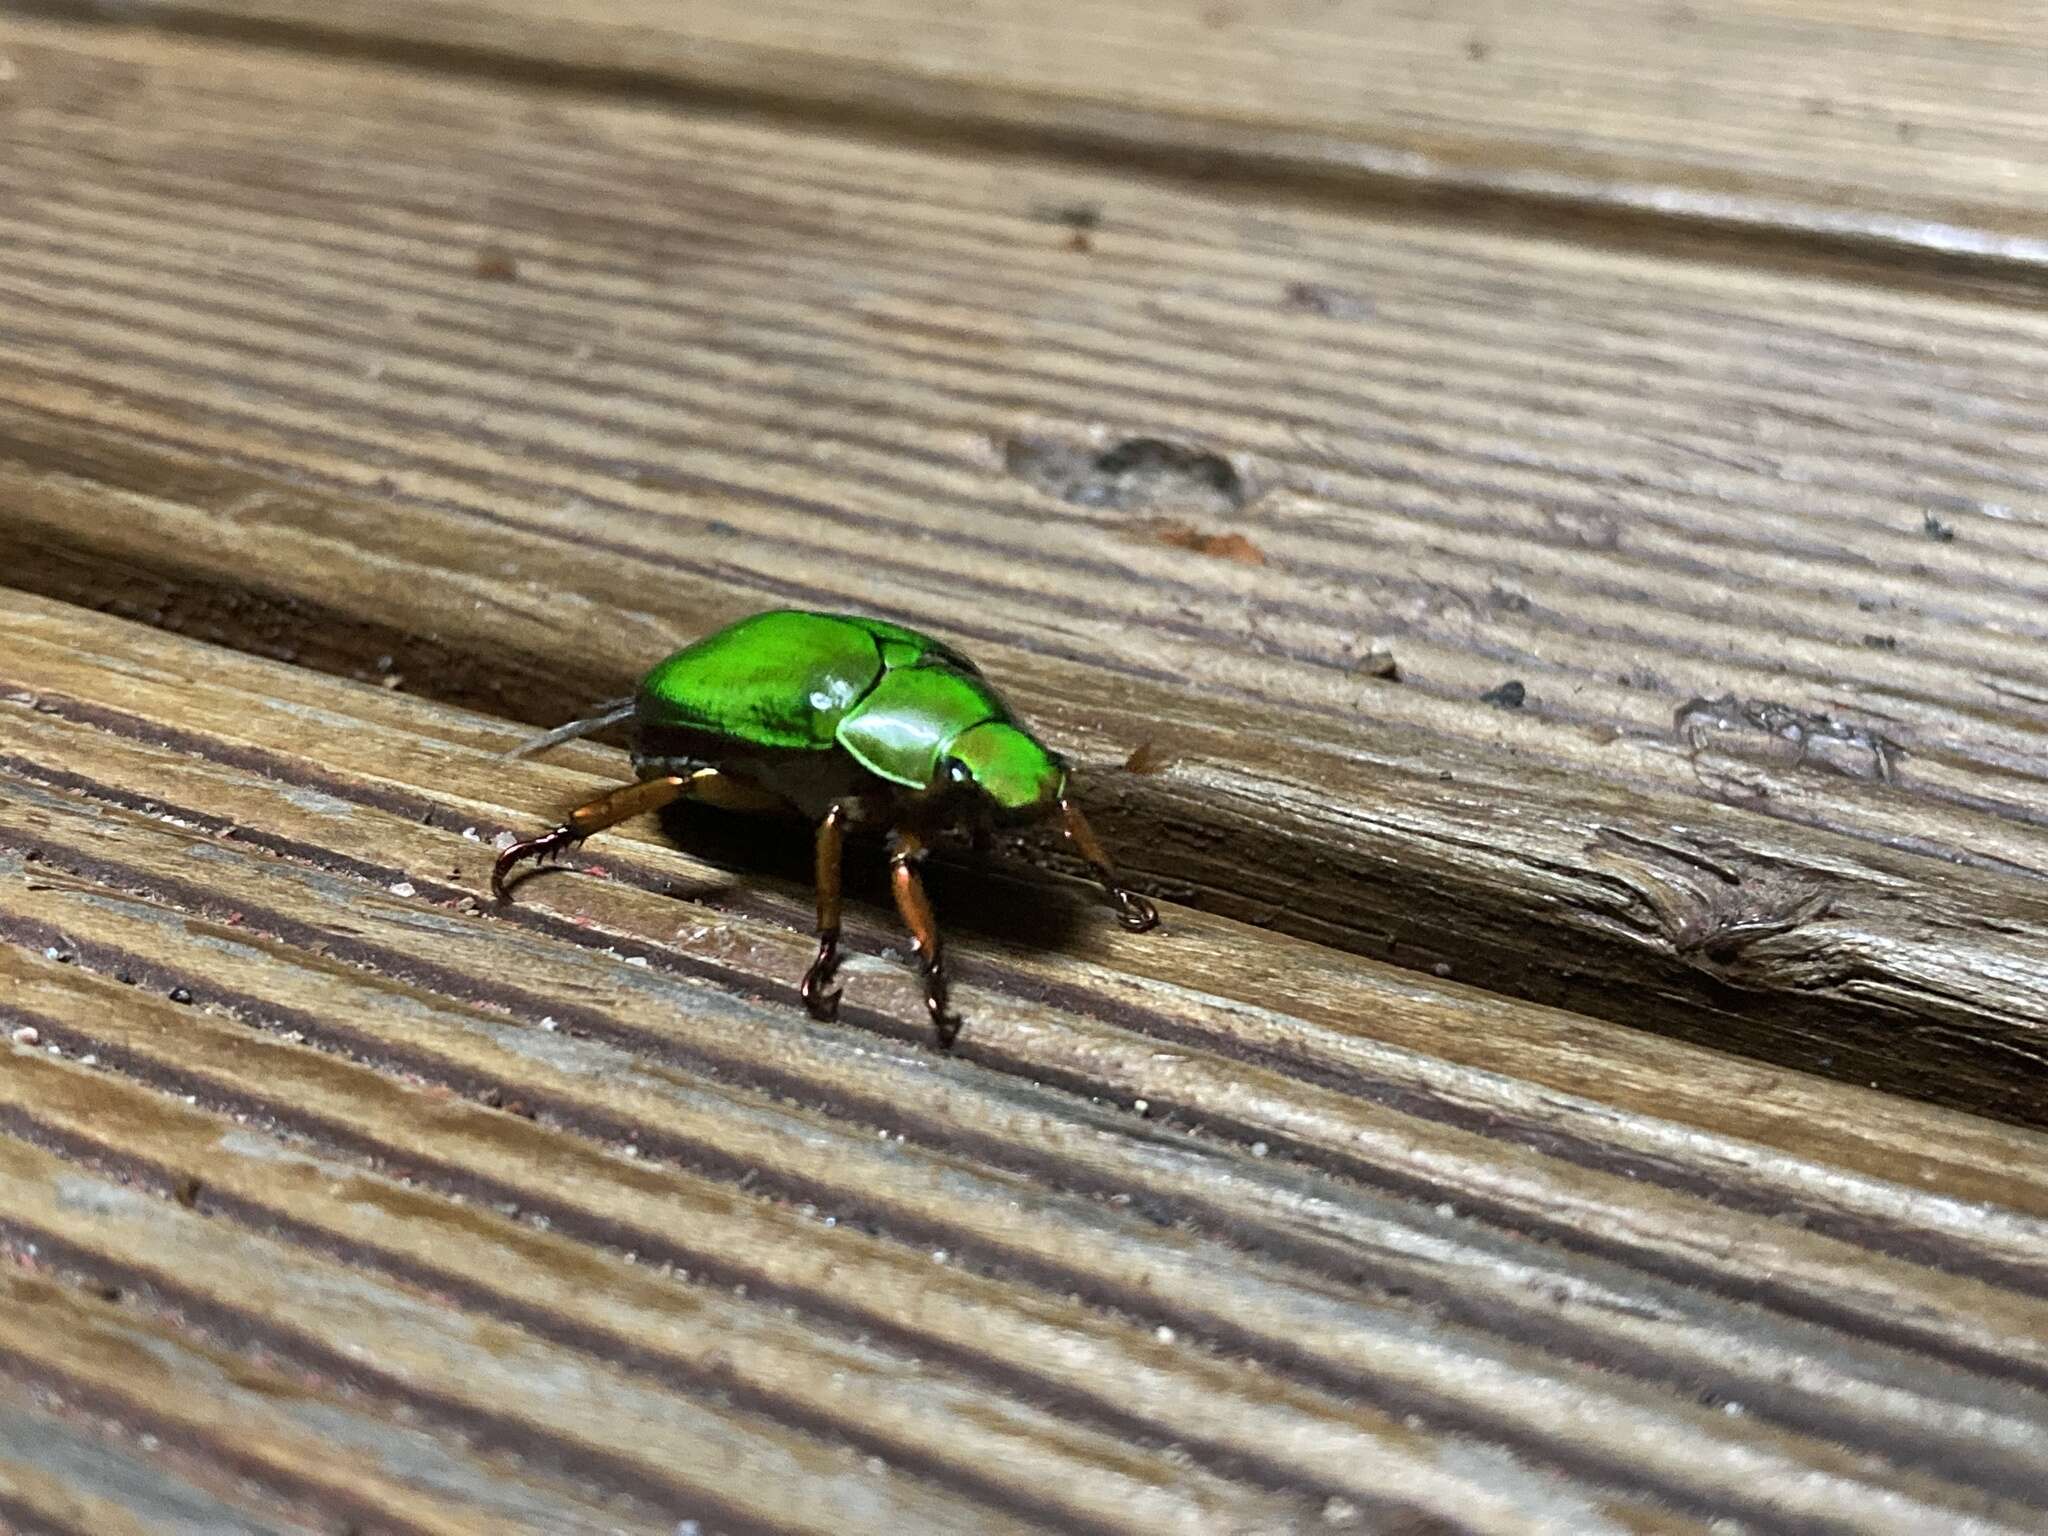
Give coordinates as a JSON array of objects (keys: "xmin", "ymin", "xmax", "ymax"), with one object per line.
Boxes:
[
  {"xmin": 801, "ymin": 803, "xmax": 849, "ymax": 1022},
  {"xmin": 492, "ymin": 769, "xmax": 711, "ymax": 900},
  {"xmin": 888, "ymin": 829, "xmax": 963, "ymax": 1049}
]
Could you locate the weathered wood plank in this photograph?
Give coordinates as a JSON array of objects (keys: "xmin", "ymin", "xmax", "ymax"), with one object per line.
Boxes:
[
  {"xmin": 8, "ymin": 591, "xmax": 2048, "ymax": 1531},
  {"xmin": 1, "ymin": 18, "xmax": 2046, "ymax": 1126},
  {"xmin": 0, "ymin": 1274, "xmax": 647, "ymax": 1536},
  {"xmin": 15, "ymin": 0, "xmax": 2048, "ymax": 268}
]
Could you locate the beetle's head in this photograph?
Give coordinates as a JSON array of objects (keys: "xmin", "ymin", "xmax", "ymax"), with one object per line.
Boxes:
[{"xmin": 941, "ymin": 721, "xmax": 1065, "ymax": 824}]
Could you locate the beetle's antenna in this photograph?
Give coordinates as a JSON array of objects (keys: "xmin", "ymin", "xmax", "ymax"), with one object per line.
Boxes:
[{"xmin": 500, "ymin": 699, "xmax": 636, "ymax": 761}]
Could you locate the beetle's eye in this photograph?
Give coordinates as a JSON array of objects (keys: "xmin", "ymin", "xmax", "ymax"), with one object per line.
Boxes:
[{"xmin": 944, "ymin": 757, "xmax": 973, "ymax": 787}]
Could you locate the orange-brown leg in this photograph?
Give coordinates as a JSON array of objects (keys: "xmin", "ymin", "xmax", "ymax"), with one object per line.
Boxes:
[
  {"xmin": 1059, "ymin": 798, "xmax": 1159, "ymax": 932},
  {"xmin": 888, "ymin": 829, "xmax": 962, "ymax": 1048},
  {"xmin": 800, "ymin": 803, "xmax": 850, "ymax": 1021},
  {"xmin": 492, "ymin": 771, "xmax": 704, "ymax": 901}
]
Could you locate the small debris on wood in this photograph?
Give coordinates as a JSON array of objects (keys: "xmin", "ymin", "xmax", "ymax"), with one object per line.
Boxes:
[
  {"xmin": 1145, "ymin": 522, "xmax": 1267, "ymax": 564},
  {"xmin": 168, "ymin": 986, "xmax": 194, "ymax": 1004},
  {"xmin": 1031, "ymin": 202, "xmax": 1102, "ymax": 232},
  {"xmin": 1030, "ymin": 204, "xmax": 1099, "ymax": 252},
  {"xmin": 1480, "ymin": 679, "xmax": 1527, "ymax": 709},
  {"xmin": 172, "ymin": 1175, "xmax": 203, "ymax": 1208},
  {"xmin": 1862, "ymin": 633, "xmax": 1898, "ymax": 650},
  {"xmin": 9, "ymin": 1027, "xmax": 38, "ymax": 1047},
  {"xmin": 388, "ymin": 880, "xmax": 417, "ymax": 897},
  {"xmin": 1489, "ymin": 586, "xmax": 1532, "ymax": 614},
  {"xmin": 473, "ymin": 245, "xmax": 520, "ymax": 282},
  {"xmin": 1123, "ymin": 739, "xmax": 1177, "ymax": 775},
  {"xmin": 1282, "ymin": 281, "xmax": 1372, "ymax": 319},
  {"xmin": 1922, "ymin": 510, "xmax": 1956, "ymax": 542},
  {"xmin": 1354, "ymin": 648, "xmax": 1399, "ymax": 680}
]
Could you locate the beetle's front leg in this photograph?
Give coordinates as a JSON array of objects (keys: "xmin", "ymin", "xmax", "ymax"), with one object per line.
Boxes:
[
  {"xmin": 1058, "ymin": 798, "xmax": 1159, "ymax": 932},
  {"xmin": 801, "ymin": 803, "xmax": 849, "ymax": 1021},
  {"xmin": 888, "ymin": 829, "xmax": 963, "ymax": 1049},
  {"xmin": 492, "ymin": 771, "xmax": 705, "ymax": 901}
]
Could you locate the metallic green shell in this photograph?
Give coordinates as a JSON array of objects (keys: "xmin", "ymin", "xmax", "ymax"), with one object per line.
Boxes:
[
  {"xmin": 948, "ymin": 720, "xmax": 1063, "ymax": 814},
  {"xmin": 835, "ymin": 665, "xmax": 1003, "ymax": 788},
  {"xmin": 637, "ymin": 610, "xmax": 886, "ymax": 749},
  {"xmin": 635, "ymin": 611, "xmax": 1024, "ymax": 795}
]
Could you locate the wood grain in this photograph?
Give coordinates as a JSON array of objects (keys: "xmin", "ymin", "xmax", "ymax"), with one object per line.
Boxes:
[
  {"xmin": 0, "ymin": 15, "xmax": 2046, "ymax": 1118},
  {"xmin": 15, "ymin": 0, "xmax": 2048, "ymax": 270},
  {"xmin": 10, "ymin": 588, "xmax": 2048, "ymax": 1531}
]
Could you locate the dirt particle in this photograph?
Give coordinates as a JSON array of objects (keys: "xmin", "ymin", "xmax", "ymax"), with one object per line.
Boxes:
[
  {"xmin": 1283, "ymin": 281, "xmax": 1372, "ymax": 319},
  {"xmin": 1032, "ymin": 203, "xmax": 1102, "ymax": 232},
  {"xmin": 1146, "ymin": 523, "xmax": 1267, "ymax": 564},
  {"xmin": 9, "ymin": 1027, "xmax": 38, "ymax": 1047},
  {"xmin": 1862, "ymin": 633, "xmax": 1899, "ymax": 650},
  {"xmin": 1123, "ymin": 739, "xmax": 1177, "ymax": 775},
  {"xmin": 1354, "ymin": 648, "xmax": 1399, "ymax": 680},
  {"xmin": 473, "ymin": 245, "xmax": 520, "ymax": 282},
  {"xmin": 168, "ymin": 986, "xmax": 194, "ymax": 1005},
  {"xmin": 1481, "ymin": 679, "xmax": 1527, "ymax": 709},
  {"xmin": 1465, "ymin": 37, "xmax": 1491, "ymax": 60},
  {"xmin": 1006, "ymin": 433, "xmax": 1248, "ymax": 517},
  {"xmin": 172, "ymin": 1175, "xmax": 203, "ymax": 1209},
  {"xmin": 1922, "ymin": 510, "xmax": 1957, "ymax": 542}
]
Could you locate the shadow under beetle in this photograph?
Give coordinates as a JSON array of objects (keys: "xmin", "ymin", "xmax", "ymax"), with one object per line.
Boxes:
[{"xmin": 492, "ymin": 610, "xmax": 1159, "ymax": 1047}]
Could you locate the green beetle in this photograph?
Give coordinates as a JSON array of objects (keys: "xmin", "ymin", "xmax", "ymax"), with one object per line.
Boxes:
[{"xmin": 492, "ymin": 609, "xmax": 1158, "ymax": 1046}]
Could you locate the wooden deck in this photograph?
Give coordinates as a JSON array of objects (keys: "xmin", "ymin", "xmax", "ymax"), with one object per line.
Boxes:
[{"xmin": 4, "ymin": 3, "xmax": 2048, "ymax": 1531}]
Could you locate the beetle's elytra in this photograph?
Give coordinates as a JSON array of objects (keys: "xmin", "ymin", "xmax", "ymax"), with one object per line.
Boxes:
[{"xmin": 492, "ymin": 609, "xmax": 1158, "ymax": 1046}]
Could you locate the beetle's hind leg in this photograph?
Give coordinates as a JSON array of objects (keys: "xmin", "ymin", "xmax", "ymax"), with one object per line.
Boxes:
[
  {"xmin": 492, "ymin": 770, "xmax": 712, "ymax": 901},
  {"xmin": 888, "ymin": 829, "xmax": 963, "ymax": 1049},
  {"xmin": 1059, "ymin": 798, "xmax": 1159, "ymax": 932},
  {"xmin": 801, "ymin": 803, "xmax": 850, "ymax": 1022}
]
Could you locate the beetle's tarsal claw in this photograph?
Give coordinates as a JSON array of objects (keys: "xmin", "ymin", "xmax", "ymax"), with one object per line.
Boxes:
[
  {"xmin": 491, "ymin": 825, "xmax": 579, "ymax": 902},
  {"xmin": 801, "ymin": 936, "xmax": 843, "ymax": 1022},
  {"xmin": 915, "ymin": 954, "xmax": 962, "ymax": 1049},
  {"xmin": 1111, "ymin": 886, "xmax": 1159, "ymax": 933},
  {"xmin": 926, "ymin": 989, "xmax": 963, "ymax": 1050}
]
